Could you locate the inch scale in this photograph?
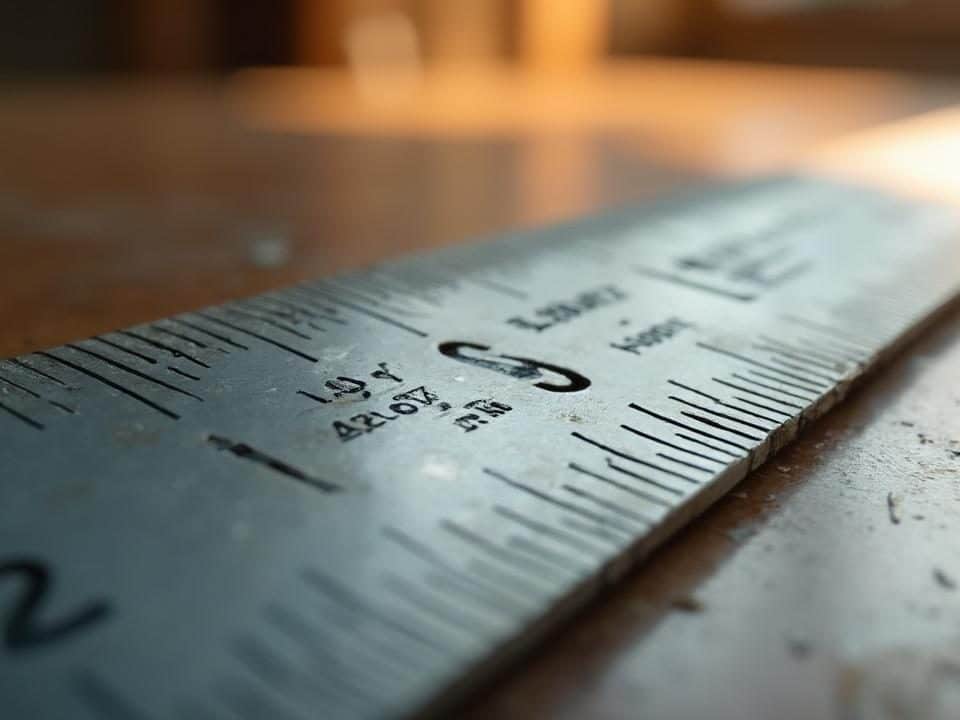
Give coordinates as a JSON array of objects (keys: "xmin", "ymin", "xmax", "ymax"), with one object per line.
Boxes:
[{"xmin": 2, "ymin": 167, "xmax": 960, "ymax": 720}]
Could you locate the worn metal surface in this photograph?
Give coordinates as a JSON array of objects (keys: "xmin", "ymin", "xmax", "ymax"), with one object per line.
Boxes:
[
  {"xmin": 1, "ymin": 176, "xmax": 959, "ymax": 719},
  {"xmin": 464, "ymin": 279, "xmax": 960, "ymax": 720}
]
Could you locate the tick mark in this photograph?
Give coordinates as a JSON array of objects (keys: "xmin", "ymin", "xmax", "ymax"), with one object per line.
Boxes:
[{"xmin": 207, "ymin": 435, "xmax": 339, "ymax": 493}]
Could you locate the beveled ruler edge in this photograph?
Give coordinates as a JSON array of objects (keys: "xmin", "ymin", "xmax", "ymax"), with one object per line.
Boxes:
[{"xmin": 419, "ymin": 283, "xmax": 960, "ymax": 720}]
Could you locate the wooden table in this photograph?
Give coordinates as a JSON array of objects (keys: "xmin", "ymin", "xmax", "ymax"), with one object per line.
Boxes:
[{"xmin": 2, "ymin": 60, "xmax": 959, "ymax": 719}]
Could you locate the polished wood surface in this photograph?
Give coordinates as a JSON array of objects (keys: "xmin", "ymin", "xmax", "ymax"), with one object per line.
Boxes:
[{"xmin": 2, "ymin": 61, "xmax": 959, "ymax": 719}]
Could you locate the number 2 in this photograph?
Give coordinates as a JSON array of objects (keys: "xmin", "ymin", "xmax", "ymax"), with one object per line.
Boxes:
[{"xmin": 1, "ymin": 558, "xmax": 111, "ymax": 652}]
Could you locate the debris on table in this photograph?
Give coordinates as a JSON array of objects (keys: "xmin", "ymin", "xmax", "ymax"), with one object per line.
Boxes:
[
  {"xmin": 886, "ymin": 492, "xmax": 902, "ymax": 525},
  {"xmin": 671, "ymin": 596, "xmax": 704, "ymax": 613},
  {"xmin": 933, "ymin": 568, "xmax": 956, "ymax": 591}
]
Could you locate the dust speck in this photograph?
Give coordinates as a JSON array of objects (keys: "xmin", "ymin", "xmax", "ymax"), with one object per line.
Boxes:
[
  {"xmin": 787, "ymin": 637, "xmax": 811, "ymax": 659},
  {"xmin": 671, "ymin": 596, "xmax": 704, "ymax": 613},
  {"xmin": 887, "ymin": 492, "xmax": 902, "ymax": 525},
  {"xmin": 248, "ymin": 232, "xmax": 291, "ymax": 268},
  {"xmin": 933, "ymin": 568, "xmax": 956, "ymax": 591}
]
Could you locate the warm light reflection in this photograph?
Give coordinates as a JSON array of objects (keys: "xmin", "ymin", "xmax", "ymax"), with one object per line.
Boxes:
[
  {"xmin": 344, "ymin": 9, "xmax": 424, "ymax": 106},
  {"xmin": 228, "ymin": 60, "xmax": 910, "ymax": 175},
  {"xmin": 806, "ymin": 106, "xmax": 960, "ymax": 204}
]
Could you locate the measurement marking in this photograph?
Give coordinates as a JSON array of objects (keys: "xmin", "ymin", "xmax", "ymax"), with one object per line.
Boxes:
[
  {"xmin": 0, "ymin": 372, "xmax": 41, "ymax": 397},
  {"xmin": 241, "ymin": 297, "xmax": 311, "ymax": 322},
  {"xmin": 562, "ymin": 484, "xmax": 652, "ymax": 526},
  {"xmin": 505, "ymin": 534, "xmax": 591, "ymax": 575},
  {"xmin": 73, "ymin": 670, "xmax": 153, "ymax": 720},
  {"xmin": 150, "ymin": 323, "xmax": 211, "ymax": 350},
  {"xmin": 233, "ymin": 632, "xmax": 373, "ymax": 711},
  {"xmin": 168, "ymin": 317, "xmax": 249, "ymax": 350},
  {"xmin": 383, "ymin": 526, "xmax": 535, "ymax": 616},
  {"xmin": 0, "ymin": 372, "xmax": 76, "ymax": 414},
  {"xmin": 712, "ymin": 377, "xmax": 802, "ymax": 410},
  {"xmin": 780, "ymin": 314, "xmax": 875, "ymax": 351},
  {"xmin": 765, "ymin": 355, "xmax": 836, "ymax": 383},
  {"xmin": 0, "ymin": 399, "xmax": 44, "ymax": 429},
  {"xmin": 301, "ymin": 569, "xmax": 450, "ymax": 656},
  {"xmin": 337, "ymin": 278, "xmax": 393, "ymax": 302},
  {"xmin": 464, "ymin": 558, "xmax": 554, "ymax": 608},
  {"xmin": 630, "ymin": 403, "xmax": 749, "ymax": 453},
  {"xmin": 299, "ymin": 286, "xmax": 428, "ymax": 338},
  {"xmin": 680, "ymin": 410, "xmax": 763, "ymax": 442},
  {"xmin": 482, "ymin": 468, "xmax": 633, "ymax": 537},
  {"xmin": 225, "ymin": 307, "xmax": 313, "ymax": 341},
  {"xmin": 727, "ymin": 394, "xmax": 793, "ymax": 418},
  {"xmin": 8, "ymin": 357, "xmax": 70, "ymax": 386},
  {"xmin": 674, "ymin": 432, "xmax": 742, "ymax": 458},
  {"xmin": 619, "ymin": 425, "xmax": 727, "ymax": 465},
  {"xmin": 281, "ymin": 288, "xmax": 348, "ymax": 324},
  {"xmin": 572, "ymin": 431, "xmax": 701, "ymax": 485},
  {"xmin": 91, "ymin": 336, "xmax": 157, "ymax": 365},
  {"xmin": 569, "ymin": 462, "xmax": 672, "ymax": 508},
  {"xmin": 321, "ymin": 279, "xmax": 420, "ymax": 317},
  {"xmin": 207, "ymin": 435, "xmax": 339, "ymax": 493},
  {"xmin": 260, "ymin": 607, "xmax": 406, "ymax": 708},
  {"xmin": 231, "ymin": 635, "xmax": 297, "ymax": 691},
  {"xmin": 745, "ymin": 369, "xmax": 822, "ymax": 397},
  {"xmin": 634, "ymin": 266, "xmax": 756, "ymax": 302},
  {"xmin": 668, "ymin": 396, "xmax": 775, "ymax": 433},
  {"xmin": 67, "ymin": 344, "xmax": 203, "ymax": 401},
  {"xmin": 167, "ymin": 366, "xmax": 201, "ymax": 381},
  {"xmin": 801, "ymin": 335, "xmax": 870, "ymax": 362},
  {"xmin": 696, "ymin": 342, "xmax": 829, "ymax": 389},
  {"xmin": 369, "ymin": 273, "xmax": 444, "ymax": 308},
  {"xmin": 655, "ymin": 453, "xmax": 715, "ymax": 474},
  {"xmin": 441, "ymin": 519, "xmax": 574, "ymax": 580},
  {"xmin": 767, "ymin": 260, "xmax": 811, "ymax": 286},
  {"xmin": 382, "ymin": 573, "xmax": 498, "ymax": 640},
  {"xmin": 605, "ymin": 459, "xmax": 684, "ymax": 497},
  {"xmin": 295, "ymin": 390, "xmax": 329, "ymax": 405},
  {"xmin": 755, "ymin": 337, "xmax": 850, "ymax": 370},
  {"xmin": 119, "ymin": 330, "xmax": 211, "ymax": 368},
  {"xmin": 424, "ymin": 554, "xmax": 534, "ymax": 621},
  {"xmin": 426, "ymin": 583, "xmax": 521, "ymax": 634},
  {"xmin": 730, "ymin": 372, "xmax": 814, "ymax": 401},
  {"xmin": 39, "ymin": 351, "xmax": 180, "ymax": 420},
  {"xmin": 196, "ymin": 313, "xmax": 318, "ymax": 362},
  {"xmin": 492, "ymin": 505, "xmax": 607, "ymax": 558},
  {"xmin": 263, "ymin": 603, "xmax": 423, "ymax": 689},
  {"xmin": 668, "ymin": 379, "xmax": 781, "ymax": 424},
  {"xmin": 465, "ymin": 276, "xmax": 528, "ymax": 300},
  {"xmin": 254, "ymin": 296, "xmax": 326, "ymax": 323},
  {"xmin": 561, "ymin": 516, "xmax": 628, "ymax": 545}
]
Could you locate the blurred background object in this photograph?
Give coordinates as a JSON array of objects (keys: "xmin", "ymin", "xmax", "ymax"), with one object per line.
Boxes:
[{"xmin": 6, "ymin": 1, "xmax": 960, "ymax": 76}]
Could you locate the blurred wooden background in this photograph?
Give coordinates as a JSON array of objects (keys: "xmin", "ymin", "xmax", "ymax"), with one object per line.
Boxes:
[{"xmin": 6, "ymin": 1, "xmax": 960, "ymax": 75}]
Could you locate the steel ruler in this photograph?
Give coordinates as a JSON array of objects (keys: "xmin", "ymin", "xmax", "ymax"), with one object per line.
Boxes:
[{"xmin": 2, "ymin": 173, "xmax": 960, "ymax": 720}]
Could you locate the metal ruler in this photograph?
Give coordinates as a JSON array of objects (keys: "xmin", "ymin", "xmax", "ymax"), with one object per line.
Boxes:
[{"xmin": 2, "ymin": 175, "xmax": 959, "ymax": 720}]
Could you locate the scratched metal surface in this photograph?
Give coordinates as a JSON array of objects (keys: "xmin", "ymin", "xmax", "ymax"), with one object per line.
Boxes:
[{"xmin": 1, "ymin": 176, "xmax": 959, "ymax": 720}]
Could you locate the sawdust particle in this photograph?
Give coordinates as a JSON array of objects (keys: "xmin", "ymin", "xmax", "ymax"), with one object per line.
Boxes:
[
  {"xmin": 671, "ymin": 596, "xmax": 704, "ymax": 613},
  {"xmin": 787, "ymin": 637, "xmax": 812, "ymax": 659},
  {"xmin": 934, "ymin": 568, "xmax": 956, "ymax": 590},
  {"xmin": 887, "ymin": 492, "xmax": 902, "ymax": 525}
]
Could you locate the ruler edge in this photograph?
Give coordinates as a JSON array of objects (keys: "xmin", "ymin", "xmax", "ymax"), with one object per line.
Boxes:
[{"xmin": 414, "ymin": 287, "xmax": 960, "ymax": 719}]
